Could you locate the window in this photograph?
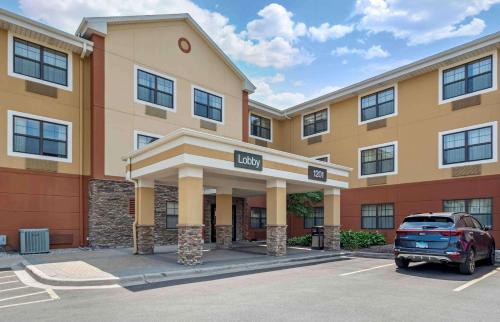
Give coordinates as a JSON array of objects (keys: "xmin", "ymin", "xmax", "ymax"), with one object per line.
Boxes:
[
  {"xmin": 304, "ymin": 207, "xmax": 324, "ymax": 229},
  {"xmin": 361, "ymin": 203, "xmax": 394, "ymax": 229},
  {"xmin": 442, "ymin": 126, "xmax": 492, "ymax": 165},
  {"xmin": 250, "ymin": 114, "xmax": 271, "ymax": 141},
  {"xmin": 193, "ymin": 88, "xmax": 223, "ymax": 122},
  {"xmin": 136, "ymin": 68, "xmax": 174, "ymax": 109},
  {"xmin": 12, "ymin": 37, "xmax": 68, "ymax": 87},
  {"xmin": 8, "ymin": 111, "xmax": 71, "ymax": 162},
  {"xmin": 360, "ymin": 87, "xmax": 395, "ymax": 123},
  {"xmin": 443, "ymin": 198, "xmax": 492, "ymax": 227},
  {"xmin": 303, "ymin": 109, "xmax": 328, "ymax": 138},
  {"xmin": 442, "ymin": 56, "xmax": 493, "ymax": 101},
  {"xmin": 360, "ymin": 143, "xmax": 396, "ymax": 177},
  {"xmin": 250, "ymin": 208, "xmax": 266, "ymax": 229},
  {"xmin": 166, "ymin": 201, "xmax": 178, "ymax": 229}
]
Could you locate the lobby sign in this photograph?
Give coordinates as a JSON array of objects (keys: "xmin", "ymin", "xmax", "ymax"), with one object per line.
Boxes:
[
  {"xmin": 308, "ymin": 166, "xmax": 327, "ymax": 182},
  {"xmin": 234, "ymin": 150, "xmax": 263, "ymax": 171}
]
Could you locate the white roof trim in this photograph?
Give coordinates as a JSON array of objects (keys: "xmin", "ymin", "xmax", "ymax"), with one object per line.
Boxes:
[
  {"xmin": 76, "ymin": 13, "xmax": 255, "ymax": 93},
  {"xmin": 0, "ymin": 8, "xmax": 93, "ymax": 55}
]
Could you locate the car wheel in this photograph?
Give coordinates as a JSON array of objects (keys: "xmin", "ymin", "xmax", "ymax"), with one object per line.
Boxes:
[
  {"xmin": 459, "ymin": 249, "xmax": 476, "ymax": 275},
  {"xmin": 485, "ymin": 245, "xmax": 496, "ymax": 266},
  {"xmin": 395, "ymin": 258, "xmax": 409, "ymax": 269}
]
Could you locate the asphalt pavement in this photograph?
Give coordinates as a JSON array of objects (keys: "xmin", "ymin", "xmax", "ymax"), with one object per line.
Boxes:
[{"xmin": 1, "ymin": 257, "xmax": 499, "ymax": 321}]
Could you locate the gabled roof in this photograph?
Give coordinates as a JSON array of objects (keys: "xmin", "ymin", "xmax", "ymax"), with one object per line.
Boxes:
[
  {"xmin": 0, "ymin": 8, "xmax": 93, "ymax": 56},
  {"xmin": 250, "ymin": 30, "xmax": 500, "ymax": 117},
  {"xmin": 76, "ymin": 13, "xmax": 255, "ymax": 93}
]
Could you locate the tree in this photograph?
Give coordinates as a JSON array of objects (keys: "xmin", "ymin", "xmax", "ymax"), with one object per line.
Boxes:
[{"xmin": 287, "ymin": 191, "xmax": 323, "ymax": 218}]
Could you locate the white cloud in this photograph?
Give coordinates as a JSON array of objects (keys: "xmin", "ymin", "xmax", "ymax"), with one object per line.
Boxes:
[
  {"xmin": 293, "ymin": 80, "xmax": 304, "ymax": 87},
  {"xmin": 331, "ymin": 45, "xmax": 390, "ymax": 59},
  {"xmin": 308, "ymin": 23, "xmax": 354, "ymax": 42},
  {"xmin": 314, "ymin": 85, "xmax": 342, "ymax": 97},
  {"xmin": 355, "ymin": 0, "xmax": 500, "ymax": 45},
  {"xmin": 250, "ymin": 77, "xmax": 306, "ymax": 109},
  {"xmin": 246, "ymin": 3, "xmax": 306, "ymax": 41},
  {"xmin": 18, "ymin": 0, "xmax": 314, "ymax": 69},
  {"xmin": 268, "ymin": 73, "xmax": 285, "ymax": 83}
]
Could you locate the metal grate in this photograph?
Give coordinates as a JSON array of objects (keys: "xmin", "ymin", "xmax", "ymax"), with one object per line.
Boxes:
[{"xmin": 19, "ymin": 229, "xmax": 50, "ymax": 254}]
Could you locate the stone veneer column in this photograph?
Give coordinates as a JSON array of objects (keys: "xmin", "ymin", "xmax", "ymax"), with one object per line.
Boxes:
[
  {"xmin": 216, "ymin": 187, "xmax": 233, "ymax": 249},
  {"xmin": 177, "ymin": 167, "xmax": 204, "ymax": 265},
  {"xmin": 324, "ymin": 188, "xmax": 341, "ymax": 251},
  {"xmin": 266, "ymin": 179, "xmax": 287, "ymax": 256},
  {"xmin": 135, "ymin": 178, "xmax": 155, "ymax": 255}
]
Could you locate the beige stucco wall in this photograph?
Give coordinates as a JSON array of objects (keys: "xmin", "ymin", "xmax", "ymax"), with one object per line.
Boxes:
[
  {"xmin": 267, "ymin": 50, "xmax": 500, "ymax": 189},
  {"xmin": 0, "ymin": 30, "xmax": 89, "ymax": 176},
  {"xmin": 104, "ymin": 21, "xmax": 244, "ymax": 177}
]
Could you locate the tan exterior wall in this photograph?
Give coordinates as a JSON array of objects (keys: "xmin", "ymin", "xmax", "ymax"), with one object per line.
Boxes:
[
  {"xmin": 0, "ymin": 30, "xmax": 89, "ymax": 176},
  {"xmin": 268, "ymin": 50, "xmax": 500, "ymax": 189},
  {"xmin": 103, "ymin": 21, "xmax": 244, "ymax": 177}
]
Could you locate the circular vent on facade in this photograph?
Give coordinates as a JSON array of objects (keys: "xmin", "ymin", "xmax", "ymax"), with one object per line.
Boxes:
[{"xmin": 178, "ymin": 38, "xmax": 191, "ymax": 53}]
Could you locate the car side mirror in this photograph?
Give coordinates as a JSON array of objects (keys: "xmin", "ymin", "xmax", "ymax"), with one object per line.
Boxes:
[{"xmin": 484, "ymin": 225, "xmax": 492, "ymax": 231}]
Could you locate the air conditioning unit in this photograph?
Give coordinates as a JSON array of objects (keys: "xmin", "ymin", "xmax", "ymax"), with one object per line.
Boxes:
[{"xmin": 19, "ymin": 229, "xmax": 50, "ymax": 254}]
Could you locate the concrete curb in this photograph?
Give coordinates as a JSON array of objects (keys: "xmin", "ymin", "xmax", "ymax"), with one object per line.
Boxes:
[
  {"xmin": 346, "ymin": 251, "xmax": 393, "ymax": 260},
  {"xmin": 21, "ymin": 252, "xmax": 348, "ymax": 287}
]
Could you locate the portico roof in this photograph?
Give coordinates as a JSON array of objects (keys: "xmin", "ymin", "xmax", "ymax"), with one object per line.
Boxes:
[{"xmin": 123, "ymin": 128, "xmax": 351, "ymax": 195}]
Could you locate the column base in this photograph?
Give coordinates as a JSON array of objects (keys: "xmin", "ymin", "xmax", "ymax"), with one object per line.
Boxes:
[
  {"xmin": 177, "ymin": 225, "xmax": 204, "ymax": 265},
  {"xmin": 136, "ymin": 224, "xmax": 155, "ymax": 255},
  {"xmin": 324, "ymin": 225, "xmax": 341, "ymax": 251},
  {"xmin": 267, "ymin": 225, "xmax": 287, "ymax": 256},
  {"xmin": 216, "ymin": 225, "xmax": 233, "ymax": 249}
]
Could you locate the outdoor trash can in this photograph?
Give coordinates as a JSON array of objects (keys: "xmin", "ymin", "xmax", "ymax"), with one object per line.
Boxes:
[{"xmin": 311, "ymin": 226, "xmax": 324, "ymax": 250}]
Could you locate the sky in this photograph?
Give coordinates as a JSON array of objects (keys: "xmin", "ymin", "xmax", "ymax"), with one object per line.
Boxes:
[{"xmin": 3, "ymin": 0, "xmax": 500, "ymax": 109}]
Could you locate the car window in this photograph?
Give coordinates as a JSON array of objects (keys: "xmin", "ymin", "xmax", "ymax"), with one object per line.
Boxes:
[
  {"xmin": 455, "ymin": 219, "xmax": 465, "ymax": 228},
  {"xmin": 463, "ymin": 216, "xmax": 475, "ymax": 228},
  {"xmin": 401, "ymin": 216, "xmax": 454, "ymax": 229},
  {"xmin": 470, "ymin": 217, "xmax": 483, "ymax": 230}
]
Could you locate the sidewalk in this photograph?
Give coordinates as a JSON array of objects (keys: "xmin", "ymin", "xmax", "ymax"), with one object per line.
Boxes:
[{"xmin": 1, "ymin": 244, "xmax": 347, "ymax": 287}]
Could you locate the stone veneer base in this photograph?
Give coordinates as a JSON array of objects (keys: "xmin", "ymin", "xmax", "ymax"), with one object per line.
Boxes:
[
  {"xmin": 324, "ymin": 225, "xmax": 341, "ymax": 251},
  {"xmin": 216, "ymin": 225, "xmax": 233, "ymax": 249},
  {"xmin": 136, "ymin": 224, "xmax": 155, "ymax": 255},
  {"xmin": 178, "ymin": 225, "xmax": 204, "ymax": 266},
  {"xmin": 267, "ymin": 225, "xmax": 287, "ymax": 256}
]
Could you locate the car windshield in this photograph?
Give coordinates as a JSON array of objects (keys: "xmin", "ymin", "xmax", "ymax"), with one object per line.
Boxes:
[{"xmin": 400, "ymin": 216, "xmax": 454, "ymax": 229}]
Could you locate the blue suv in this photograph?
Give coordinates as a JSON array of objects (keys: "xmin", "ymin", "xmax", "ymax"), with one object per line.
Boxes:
[{"xmin": 394, "ymin": 212, "xmax": 496, "ymax": 274}]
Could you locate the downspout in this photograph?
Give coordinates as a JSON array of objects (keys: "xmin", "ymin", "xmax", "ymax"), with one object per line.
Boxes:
[
  {"xmin": 283, "ymin": 111, "xmax": 292, "ymax": 152},
  {"xmin": 78, "ymin": 43, "xmax": 87, "ymax": 247},
  {"xmin": 127, "ymin": 157, "xmax": 139, "ymax": 254}
]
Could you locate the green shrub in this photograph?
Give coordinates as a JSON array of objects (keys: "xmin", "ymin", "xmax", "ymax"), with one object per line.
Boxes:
[
  {"xmin": 286, "ymin": 230, "xmax": 386, "ymax": 249},
  {"xmin": 340, "ymin": 230, "xmax": 386, "ymax": 250},
  {"xmin": 287, "ymin": 234, "xmax": 312, "ymax": 246}
]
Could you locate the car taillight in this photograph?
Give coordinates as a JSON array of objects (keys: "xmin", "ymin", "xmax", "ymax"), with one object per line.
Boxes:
[
  {"xmin": 440, "ymin": 230, "xmax": 463, "ymax": 237},
  {"xmin": 396, "ymin": 230, "xmax": 407, "ymax": 236}
]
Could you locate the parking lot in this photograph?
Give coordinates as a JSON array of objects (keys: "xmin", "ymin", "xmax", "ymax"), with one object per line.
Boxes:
[
  {"xmin": 0, "ymin": 269, "xmax": 59, "ymax": 310},
  {"xmin": 1, "ymin": 257, "xmax": 499, "ymax": 321}
]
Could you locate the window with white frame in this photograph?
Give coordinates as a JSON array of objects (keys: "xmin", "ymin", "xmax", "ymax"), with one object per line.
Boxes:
[
  {"xmin": 193, "ymin": 88, "xmax": 223, "ymax": 122},
  {"xmin": 8, "ymin": 111, "xmax": 72, "ymax": 162},
  {"xmin": 250, "ymin": 208, "xmax": 266, "ymax": 229},
  {"xmin": 135, "ymin": 133, "xmax": 159, "ymax": 150},
  {"xmin": 442, "ymin": 56, "xmax": 493, "ymax": 101},
  {"xmin": 166, "ymin": 201, "xmax": 178, "ymax": 229},
  {"xmin": 250, "ymin": 114, "xmax": 271, "ymax": 141},
  {"xmin": 360, "ymin": 143, "xmax": 396, "ymax": 177},
  {"xmin": 361, "ymin": 203, "xmax": 394, "ymax": 229},
  {"xmin": 303, "ymin": 109, "xmax": 328, "ymax": 138},
  {"xmin": 136, "ymin": 68, "xmax": 174, "ymax": 109},
  {"xmin": 12, "ymin": 37, "xmax": 68, "ymax": 87},
  {"xmin": 315, "ymin": 155, "xmax": 330, "ymax": 162},
  {"xmin": 360, "ymin": 87, "xmax": 395, "ymax": 122},
  {"xmin": 439, "ymin": 122, "xmax": 497, "ymax": 168},
  {"xmin": 304, "ymin": 207, "xmax": 324, "ymax": 228},
  {"xmin": 443, "ymin": 198, "xmax": 492, "ymax": 227}
]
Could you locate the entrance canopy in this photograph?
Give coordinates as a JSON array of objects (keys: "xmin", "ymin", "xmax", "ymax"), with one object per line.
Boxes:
[
  {"xmin": 122, "ymin": 128, "xmax": 351, "ymax": 265},
  {"xmin": 123, "ymin": 128, "xmax": 351, "ymax": 195}
]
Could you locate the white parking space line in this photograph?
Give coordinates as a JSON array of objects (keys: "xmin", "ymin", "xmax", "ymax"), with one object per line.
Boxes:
[
  {"xmin": 0, "ymin": 298, "xmax": 54, "ymax": 310},
  {"xmin": 453, "ymin": 268, "xmax": 499, "ymax": 292},
  {"xmin": 46, "ymin": 289, "xmax": 60, "ymax": 300},
  {"xmin": 0, "ymin": 290, "xmax": 47, "ymax": 303},
  {"xmin": 0, "ymin": 275, "xmax": 16, "ymax": 279},
  {"xmin": 0, "ymin": 281, "xmax": 18, "ymax": 286},
  {"xmin": 340, "ymin": 263, "xmax": 394, "ymax": 276},
  {"xmin": 0, "ymin": 286, "xmax": 29, "ymax": 294}
]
